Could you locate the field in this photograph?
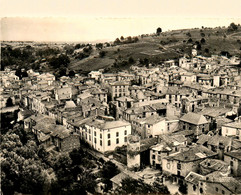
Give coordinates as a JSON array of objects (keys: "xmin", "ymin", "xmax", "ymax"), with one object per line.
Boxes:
[{"xmin": 68, "ymin": 27, "xmax": 241, "ymax": 72}]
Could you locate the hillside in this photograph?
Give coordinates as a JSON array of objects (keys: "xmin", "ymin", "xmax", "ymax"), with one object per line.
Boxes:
[{"xmin": 68, "ymin": 26, "xmax": 241, "ymax": 73}]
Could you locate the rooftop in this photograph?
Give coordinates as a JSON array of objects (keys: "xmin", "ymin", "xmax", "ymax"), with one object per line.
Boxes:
[
  {"xmin": 180, "ymin": 112, "xmax": 208, "ymax": 125},
  {"xmin": 165, "ymin": 145, "xmax": 216, "ymax": 162}
]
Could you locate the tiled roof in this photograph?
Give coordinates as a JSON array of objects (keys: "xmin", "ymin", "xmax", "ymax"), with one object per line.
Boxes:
[
  {"xmin": 207, "ymin": 135, "xmax": 232, "ymax": 147},
  {"xmin": 165, "ymin": 145, "xmax": 216, "ymax": 162},
  {"xmin": 180, "ymin": 112, "xmax": 208, "ymax": 125},
  {"xmin": 200, "ymin": 159, "xmax": 229, "ymax": 174},
  {"xmin": 185, "ymin": 171, "xmax": 204, "ymax": 185},
  {"xmin": 197, "ymin": 134, "xmax": 212, "ymax": 145},
  {"xmin": 224, "ymin": 149, "xmax": 241, "ymax": 161},
  {"xmin": 223, "ymin": 122, "xmax": 241, "ymax": 129},
  {"xmin": 202, "ymin": 172, "xmax": 241, "ymax": 194}
]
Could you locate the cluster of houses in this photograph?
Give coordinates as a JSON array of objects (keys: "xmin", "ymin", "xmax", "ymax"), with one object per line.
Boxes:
[{"xmin": 1, "ymin": 52, "xmax": 241, "ymax": 194}]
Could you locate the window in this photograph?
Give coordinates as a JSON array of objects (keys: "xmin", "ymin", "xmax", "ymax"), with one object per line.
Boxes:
[
  {"xmin": 193, "ymin": 185, "xmax": 196, "ymax": 191},
  {"xmin": 89, "ymin": 135, "xmax": 91, "ymax": 141},
  {"xmin": 100, "ymin": 134, "xmax": 102, "ymax": 139},
  {"xmin": 124, "ymin": 137, "xmax": 127, "ymax": 142},
  {"xmin": 108, "ymin": 140, "xmax": 111, "ymax": 146},
  {"xmin": 216, "ymin": 188, "xmax": 219, "ymax": 192},
  {"xmin": 152, "ymin": 155, "xmax": 155, "ymax": 159},
  {"xmin": 230, "ymin": 161, "xmax": 233, "ymax": 166},
  {"xmin": 166, "ymin": 163, "xmax": 170, "ymax": 169},
  {"xmin": 94, "ymin": 131, "xmax": 96, "ymax": 136},
  {"xmin": 177, "ymin": 163, "xmax": 181, "ymax": 169},
  {"xmin": 116, "ymin": 132, "xmax": 119, "ymax": 137},
  {"xmin": 108, "ymin": 134, "xmax": 110, "ymax": 139},
  {"xmin": 124, "ymin": 130, "xmax": 127, "ymax": 135},
  {"xmin": 94, "ymin": 138, "xmax": 96, "ymax": 144},
  {"xmin": 100, "ymin": 140, "xmax": 102, "ymax": 146},
  {"xmin": 222, "ymin": 190, "xmax": 225, "ymax": 195},
  {"xmin": 200, "ymin": 188, "xmax": 203, "ymax": 194},
  {"xmin": 116, "ymin": 138, "xmax": 119, "ymax": 144}
]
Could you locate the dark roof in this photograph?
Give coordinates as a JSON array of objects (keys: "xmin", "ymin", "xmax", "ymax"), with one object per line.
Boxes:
[
  {"xmin": 207, "ymin": 135, "xmax": 232, "ymax": 147},
  {"xmin": 197, "ymin": 134, "xmax": 212, "ymax": 145},
  {"xmin": 180, "ymin": 112, "xmax": 208, "ymax": 125}
]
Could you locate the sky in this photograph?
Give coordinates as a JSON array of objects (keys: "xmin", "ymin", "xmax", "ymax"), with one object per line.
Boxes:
[{"xmin": 0, "ymin": 0, "xmax": 241, "ymax": 42}]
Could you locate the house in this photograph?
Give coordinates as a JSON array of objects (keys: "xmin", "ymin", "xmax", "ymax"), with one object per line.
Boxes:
[
  {"xmin": 180, "ymin": 72, "xmax": 197, "ymax": 84},
  {"xmin": 123, "ymin": 105, "xmax": 157, "ymax": 122},
  {"xmin": 162, "ymin": 146, "xmax": 217, "ymax": 178},
  {"xmin": 131, "ymin": 115, "xmax": 166, "ymax": 139},
  {"xmin": 150, "ymin": 143, "xmax": 172, "ymax": 169},
  {"xmin": 50, "ymin": 128, "xmax": 80, "ymax": 152},
  {"xmin": 207, "ymin": 135, "xmax": 232, "ymax": 159},
  {"xmin": 80, "ymin": 119, "xmax": 131, "ymax": 153},
  {"xmin": 198, "ymin": 172, "xmax": 241, "ymax": 195},
  {"xmin": 185, "ymin": 172, "xmax": 204, "ymax": 195},
  {"xmin": 55, "ymin": 86, "xmax": 72, "ymax": 102},
  {"xmin": 224, "ymin": 150, "xmax": 241, "ymax": 176},
  {"xmin": 179, "ymin": 112, "xmax": 209, "ymax": 136},
  {"xmin": 109, "ymin": 81, "xmax": 130, "ymax": 100},
  {"xmin": 199, "ymin": 159, "xmax": 230, "ymax": 176},
  {"xmin": 221, "ymin": 121, "xmax": 241, "ymax": 140},
  {"xmin": 110, "ymin": 172, "xmax": 129, "ymax": 190}
]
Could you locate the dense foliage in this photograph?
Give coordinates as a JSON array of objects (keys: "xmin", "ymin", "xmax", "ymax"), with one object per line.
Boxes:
[{"xmin": 116, "ymin": 176, "xmax": 170, "ymax": 194}]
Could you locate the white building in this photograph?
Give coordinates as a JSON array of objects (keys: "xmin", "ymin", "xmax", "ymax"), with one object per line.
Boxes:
[{"xmin": 80, "ymin": 119, "xmax": 131, "ymax": 153}]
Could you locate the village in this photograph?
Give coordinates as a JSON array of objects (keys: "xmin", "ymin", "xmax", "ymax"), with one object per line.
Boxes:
[{"xmin": 1, "ymin": 42, "xmax": 241, "ymax": 195}]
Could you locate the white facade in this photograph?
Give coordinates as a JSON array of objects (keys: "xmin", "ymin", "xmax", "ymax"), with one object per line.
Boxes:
[{"xmin": 81, "ymin": 120, "xmax": 132, "ymax": 153}]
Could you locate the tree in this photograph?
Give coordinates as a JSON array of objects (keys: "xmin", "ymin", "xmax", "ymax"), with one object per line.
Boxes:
[
  {"xmin": 156, "ymin": 27, "xmax": 162, "ymax": 35},
  {"xmin": 75, "ymin": 44, "xmax": 81, "ymax": 49},
  {"xmin": 186, "ymin": 32, "xmax": 192, "ymax": 37},
  {"xmin": 204, "ymin": 48, "xmax": 209, "ymax": 54},
  {"xmin": 179, "ymin": 182, "xmax": 188, "ymax": 194},
  {"xmin": 114, "ymin": 38, "xmax": 121, "ymax": 45},
  {"xmin": 200, "ymin": 32, "xmax": 206, "ymax": 37},
  {"xmin": 6, "ymin": 97, "xmax": 13, "ymax": 107},
  {"xmin": 187, "ymin": 38, "xmax": 193, "ymax": 43},
  {"xmin": 197, "ymin": 44, "xmax": 202, "ymax": 50},
  {"xmin": 118, "ymin": 177, "xmax": 170, "ymax": 194},
  {"xmin": 228, "ymin": 22, "xmax": 238, "ymax": 31},
  {"xmin": 99, "ymin": 50, "xmax": 106, "ymax": 58},
  {"xmin": 120, "ymin": 36, "xmax": 124, "ymax": 41},
  {"xmin": 69, "ymin": 70, "xmax": 75, "ymax": 78},
  {"xmin": 100, "ymin": 161, "xmax": 120, "ymax": 192},
  {"xmin": 128, "ymin": 56, "xmax": 135, "ymax": 64},
  {"xmin": 96, "ymin": 43, "xmax": 103, "ymax": 49},
  {"xmin": 200, "ymin": 38, "xmax": 206, "ymax": 44}
]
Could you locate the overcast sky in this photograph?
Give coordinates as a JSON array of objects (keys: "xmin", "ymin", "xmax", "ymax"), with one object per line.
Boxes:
[{"xmin": 1, "ymin": 0, "xmax": 241, "ymax": 42}]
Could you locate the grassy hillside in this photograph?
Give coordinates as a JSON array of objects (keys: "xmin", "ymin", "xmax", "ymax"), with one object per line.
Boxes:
[{"xmin": 69, "ymin": 26, "xmax": 241, "ymax": 72}]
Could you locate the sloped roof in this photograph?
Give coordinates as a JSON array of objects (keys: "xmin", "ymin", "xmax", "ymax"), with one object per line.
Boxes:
[
  {"xmin": 141, "ymin": 115, "xmax": 165, "ymax": 125},
  {"xmin": 224, "ymin": 150, "xmax": 241, "ymax": 161},
  {"xmin": 202, "ymin": 172, "xmax": 241, "ymax": 194},
  {"xmin": 110, "ymin": 172, "xmax": 128, "ymax": 184},
  {"xmin": 185, "ymin": 171, "xmax": 204, "ymax": 185},
  {"xmin": 200, "ymin": 159, "xmax": 229, "ymax": 174},
  {"xmin": 223, "ymin": 122, "xmax": 241, "ymax": 129},
  {"xmin": 197, "ymin": 134, "xmax": 212, "ymax": 145},
  {"xmin": 207, "ymin": 135, "xmax": 232, "ymax": 147},
  {"xmin": 180, "ymin": 112, "xmax": 208, "ymax": 125},
  {"xmin": 65, "ymin": 101, "xmax": 76, "ymax": 109},
  {"xmin": 165, "ymin": 145, "xmax": 216, "ymax": 162}
]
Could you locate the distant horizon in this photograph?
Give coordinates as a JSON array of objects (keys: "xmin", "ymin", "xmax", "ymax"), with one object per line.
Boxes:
[{"xmin": 1, "ymin": 17, "xmax": 241, "ymax": 43}]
